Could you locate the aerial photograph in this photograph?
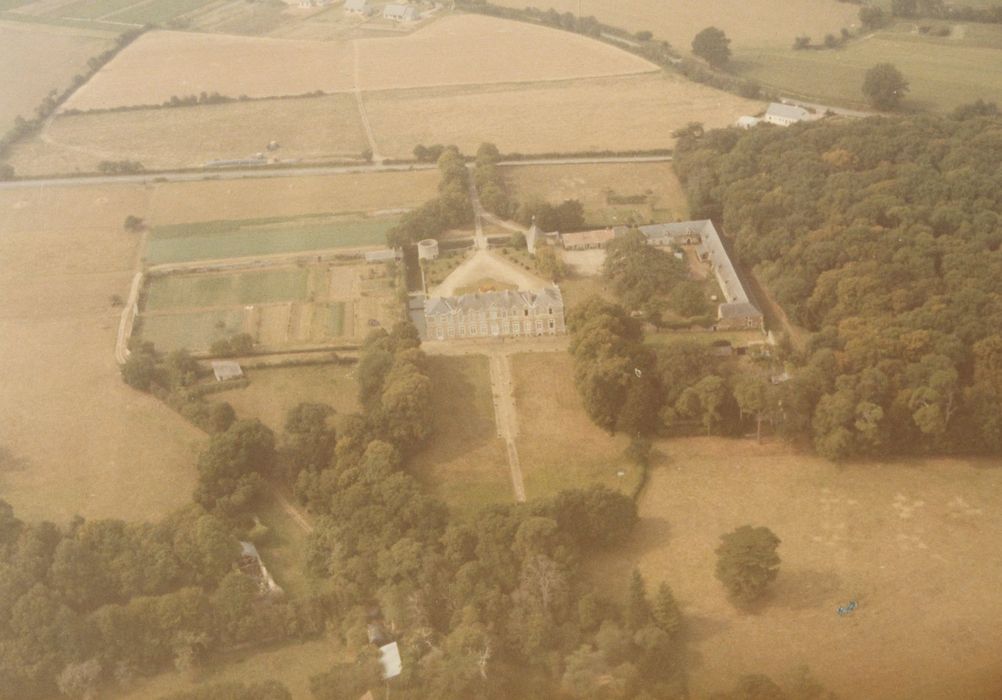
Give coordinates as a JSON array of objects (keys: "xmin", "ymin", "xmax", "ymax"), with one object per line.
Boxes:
[{"xmin": 2, "ymin": 0, "xmax": 1002, "ymax": 698}]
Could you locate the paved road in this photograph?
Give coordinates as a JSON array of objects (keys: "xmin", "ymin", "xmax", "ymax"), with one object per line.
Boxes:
[{"xmin": 0, "ymin": 155, "xmax": 673, "ymax": 191}]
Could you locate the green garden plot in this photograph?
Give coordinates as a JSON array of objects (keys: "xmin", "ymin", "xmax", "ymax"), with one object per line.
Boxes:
[
  {"xmin": 146, "ymin": 215, "xmax": 400, "ymax": 265},
  {"xmin": 327, "ymin": 302, "xmax": 345, "ymax": 337},
  {"xmin": 139, "ymin": 309, "xmax": 245, "ymax": 352},
  {"xmin": 144, "ymin": 268, "xmax": 308, "ymax": 311}
]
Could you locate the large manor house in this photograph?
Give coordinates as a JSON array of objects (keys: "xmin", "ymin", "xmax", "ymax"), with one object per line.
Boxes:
[{"xmin": 424, "ymin": 286, "xmax": 566, "ymax": 341}]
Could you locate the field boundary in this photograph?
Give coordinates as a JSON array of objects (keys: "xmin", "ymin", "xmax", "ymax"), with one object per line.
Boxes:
[{"xmin": 115, "ymin": 271, "xmax": 143, "ymax": 364}]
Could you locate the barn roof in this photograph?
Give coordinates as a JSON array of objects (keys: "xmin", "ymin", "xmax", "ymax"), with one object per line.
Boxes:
[
  {"xmin": 766, "ymin": 102, "xmax": 811, "ymax": 122},
  {"xmin": 211, "ymin": 360, "xmax": 243, "ymax": 382}
]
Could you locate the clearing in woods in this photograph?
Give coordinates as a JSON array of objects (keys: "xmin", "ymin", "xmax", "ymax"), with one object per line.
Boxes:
[
  {"xmin": 0, "ymin": 19, "xmax": 115, "ymax": 132},
  {"xmin": 502, "ymin": 161, "xmax": 690, "ymax": 227},
  {"xmin": 409, "ymin": 355, "xmax": 512, "ymax": 514},
  {"xmin": 488, "ymin": 0, "xmax": 859, "ymax": 52},
  {"xmin": 59, "ymin": 14, "xmax": 656, "ymax": 112},
  {"xmin": 586, "ymin": 437, "xmax": 1002, "ymax": 699},
  {"xmin": 8, "ymin": 93, "xmax": 369, "ymax": 175},
  {"xmin": 364, "ymin": 73, "xmax": 761, "ymax": 159},
  {"xmin": 510, "ymin": 352, "xmax": 641, "ymax": 500}
]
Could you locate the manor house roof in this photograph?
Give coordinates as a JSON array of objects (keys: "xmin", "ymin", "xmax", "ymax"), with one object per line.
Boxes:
[{"xmin": 425, "ymin": 286, "xmax": 563, "ymax": 316}]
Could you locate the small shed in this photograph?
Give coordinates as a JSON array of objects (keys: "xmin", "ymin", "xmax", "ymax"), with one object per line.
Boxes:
[
  {"xmin": 379, "ymin": 642, "xmax": 403, "ymax": 679},
  {"xmin": 211, "ymin": 360, "xmax": 243, "ymax": 382}
]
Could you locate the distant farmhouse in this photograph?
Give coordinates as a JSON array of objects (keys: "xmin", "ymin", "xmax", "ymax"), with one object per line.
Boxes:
[
  {"xmin": 344, "ymin": 0, "xmax": 374, "ymax": 15},
  {"xmin": 424, "ymin": 286, "xmax": 566, "ymax": 340},
  {"xmin": 737, "ymin": 102, "xmax": 816, "ymax": 129},
  {"xmin": 383, "ymin": 3, "xmax": 419, "ymax": 21}
]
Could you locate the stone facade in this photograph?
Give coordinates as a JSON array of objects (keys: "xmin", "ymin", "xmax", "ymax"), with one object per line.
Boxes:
[{"xmin": 424, "ymin": 286, "xmax": 565, "ymax": 341}]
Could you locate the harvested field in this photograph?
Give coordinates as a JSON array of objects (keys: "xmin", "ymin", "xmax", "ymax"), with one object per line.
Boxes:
[
  {"xmin": 366, "ymin": 74, "xmax": 761, "ymax": 159},
  {"xmin": 488, "ymin": 0, "xmax": 859, "ymax": 52},
  {"xmin": 503, "ymin": 161, "xmax": 689, "ymax": 227},
  {"xmin": 9, "ymin": 94, "xmax": 368, "ymax": 175},
  {"xmin": 0, "ymin": 184, "xmax": 202, "ymax": 524},
  {"xmin": 587, "ymin": 437, "xmax": 1002, "ymax": 700},
  {"xmin": 208, "ymin": 364, "xmax": 360, "ymax": 432},
  {"xmin": 0, "ymin": 19, "xmax": 115, "ymax": 132},
  {"xmin": 61, "ymin": 30, "xmax": 356, "ymax": 111},
  {"xmin": 146, "ymin": 170, "xmax": 438, "ymax": 225},
  {"xmin": 145, "ymin": 214, "xmax": 400, "ymax": 265},
  {"xmin": 410, "ymin": 356, "xmax": 511, "ymax": 514},
  {"xmin": 354, "ymin": 13, "xmax": 657, "ymax": 91},
  {"xmin": 510, "ymin": 352, "xmax": 640, "ymax": 500}
]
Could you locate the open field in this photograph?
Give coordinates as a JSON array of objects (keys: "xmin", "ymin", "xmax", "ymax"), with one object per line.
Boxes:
[
  {"xmin": 0, "ymin": 184, "xmax": 202, "ymax": 524},
  {"xmin": 365, "ymin": 74, "xmax": 761, "ymax": 159},
  {"xmin": 146, "ymin": 170, "xmax": 439, "ymax": 225},
  {"xmin": 0, "ymin": 19, "xmax": 115, "ymax": 132},
  {"xmin": 733, "ymin": 21, "xmax": 1002, "ymax": 112},
  {"xmin": 587, "ymin": 437, "xmax": 1002, "ymax": 699},
  {"xmin": 60, "ymin": 13, "xmax": 656, "ymax": 112},
  {"xmin": 113, "ymin": 637, "xmax": 343, "ymax": 700},
  {"xmin": 503, "ymin": 161, "xmax": 689, "ymax": 227},
  {"xmin": 146, "ymin": 214, "xmax": 399, "ymax": 265},
  {"xmin": 138, "ymin": 261, "xmax": 399, "ymax": 351},
  {"xmin": 208, "ymin": 364, "xmax": 361, "ymax": 432},
  {"xmin": 489, "ymin": 0, "xmax": 859, "ymax": 52},
  {"xmin": 61, "ymin": 30, "xmax": 356, "ymax": 111},
  {"xmin": 410, "ymin": 355, "xmax": 512, "ymax": 514},
  {"xmin": 16, "ymin": 0, "xmax": 217, "ymax": 25},
  {"xmin": 9, "ymin": 93, "xmax": 368, "ymax": 175},
  {"xmin": 511, "ymin": 352, "xmax": 640, "ymax": 500},
  {"xmin": 354, "ymin": 13, "xmax": 657, "ymax": 91}
]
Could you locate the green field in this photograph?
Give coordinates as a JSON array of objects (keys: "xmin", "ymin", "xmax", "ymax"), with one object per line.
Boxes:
[
  {"xmin": 326, "ymin": 302, "xmax": 345, "ymax": 337},
  {"xmin": 139, "ymin": 308, "xmax": 244, "ymax": 352},
  {"xmin": 733, "ymin": 21, "xmax": 1002, "ymax": 112},
  {"xmin": 146, "ymin": 216, "xmax": 400, "ymax": 265},
  {"xmin": 145, "ymin": 268, "xmax": 308, "ymax": 310},
  {"xmin": 47, "ymin": 0, "xmax": 214, "ymax": 23}
]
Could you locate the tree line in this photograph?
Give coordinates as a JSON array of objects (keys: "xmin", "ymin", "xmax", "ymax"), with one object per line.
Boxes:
[
  {"xmin": 674, "ymin": 108, "xmax": 1002, "ymax": 459},
  {"xmin": 386, "ymin": 147, "xmax": 473, "ymax": 248}
]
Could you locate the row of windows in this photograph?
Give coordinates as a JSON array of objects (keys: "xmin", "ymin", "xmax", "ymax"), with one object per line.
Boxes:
[
  {"xmin": 432, "ymin": 319, "xmax": 558, "ymax": 339},
  {"xmin": 432, "ymin": 307, "xmax": 556, "ymax": 323}
]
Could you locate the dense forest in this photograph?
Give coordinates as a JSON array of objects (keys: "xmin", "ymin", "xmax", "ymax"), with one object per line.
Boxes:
[{"xmin": 674, "ymin": 109, "xmax": 1002, "ymax": 458}]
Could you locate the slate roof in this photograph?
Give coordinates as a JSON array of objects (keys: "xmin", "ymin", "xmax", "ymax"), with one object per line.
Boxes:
[
  {"xmin": 718, "ymin": 302, "xmax": 763, "ymax": 319},
  {"xmin": 425, "ymin": 286, "xmax": 563, "ymax": 316},
  {"xmin": 765, "ymin": 102, "xmax": 811, "ymax": 122}
]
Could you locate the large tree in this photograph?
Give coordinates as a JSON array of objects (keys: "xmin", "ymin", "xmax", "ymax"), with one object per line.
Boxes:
[
  {"xmin": 692, "ymin": 27, "xmax": 731, "ymax": 68},
  {"xmin": 714, "ymin": 525, "xmax": 781, "ymax": 604},
  {"xmin": 862, "ymin": 63, "xmax": 909, "ymax": 110}
]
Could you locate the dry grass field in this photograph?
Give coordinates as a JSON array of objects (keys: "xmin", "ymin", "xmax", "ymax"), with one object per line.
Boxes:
[
  {"xmin": 586, "ymin": 437, "xmax": 1002, "ymax": 699},
  {"xmin": 511, "ymin": 352, "xmax": 640, "ymax": 500},
  {"xmin": 410, "ymin": 355, "xmax": 512, "ymax": 514},
  {"xmin": 365, "ymin": 74, "xmax": 761, "ymax": 159},
  {"xmin": 0, "ymin": 183, "xmax": 203, "ymax": 524},
  {"xmin": 0, "ymin": 19, "xmax": 115, "ymax": 132},
  {"xmin": 9, "ymin": 94, "xmax": 368, "ymax": 175},
  {"xmin": 503, "ymin": 161, "xmax": 690, "ymax": 226},
  {"xmin": 209, "ymin": 365, "xmax": 361, "ymax": 432},
  {"xmin": 489, "ymin": 0, "xmax": 859, "ymax": 52},
  {"xmin": 61, "ymin": 30, "xmax": 356, "ymax": 111},
  {"xmin": 354, "ymin": 13, "xmax": 657, "ymax": 91}
]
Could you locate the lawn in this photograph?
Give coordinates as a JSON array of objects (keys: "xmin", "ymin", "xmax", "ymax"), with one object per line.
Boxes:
[
  {"xmin": 732, "ymin": 21, "xmax": 1002, "ymax": 112},
  {"xmin": 585, "ymin": 437, "xmax": 1002, "ymax": 699},
  {"xmin": 252, "ymin": 494, "xmax": 326, "ymax": 600},
  {"xmin": 503, "ymin": 161, "xmax": 689, "ymax": 227},
  {"xmin": 145, "ymin": 268, "xmax": 309, "ymax": 310},
  {"xmin": 510, "ymin": 352, "xmax": 640, "ymax": 500},
  {"xmin": 207, "ymin": 365, "xmax": 361, "ymax": 432},
  {"xmin": 145, "ymin": 215, "xmax": 400, "ymax": 265},
  {"xmin": 409, "ymin": 355, "xmax": 512, "ymax": 514}
]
